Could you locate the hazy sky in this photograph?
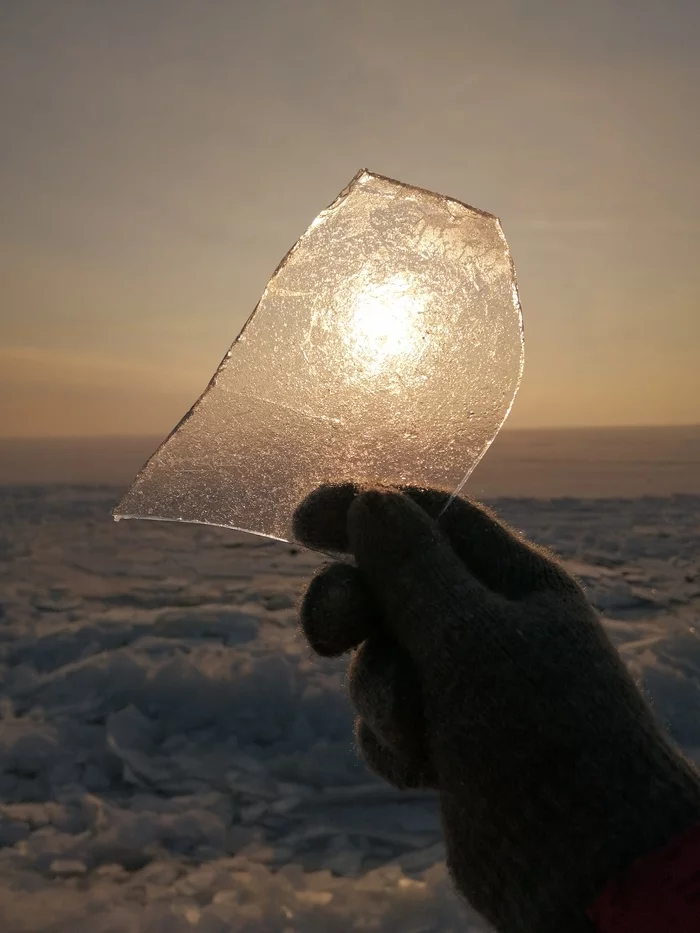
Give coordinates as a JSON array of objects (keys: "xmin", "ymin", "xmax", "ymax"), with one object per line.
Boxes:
[{"xmin": 1, "ymin": 0, "xmax": 699, "ymax": 437}]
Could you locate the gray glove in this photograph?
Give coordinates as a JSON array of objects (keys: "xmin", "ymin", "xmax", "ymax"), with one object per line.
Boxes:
[{"xmin": 294, "ymin": 485, "xmax": 700, "ymax": 933}]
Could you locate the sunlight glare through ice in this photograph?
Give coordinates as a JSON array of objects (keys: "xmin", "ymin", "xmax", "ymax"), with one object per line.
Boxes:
[{"xmin": 342, "ymin": 272, "xmax": 429, "ymax": 375}]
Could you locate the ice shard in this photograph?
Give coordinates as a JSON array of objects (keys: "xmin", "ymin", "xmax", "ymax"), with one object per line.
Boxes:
[{"xmin": 114, "ymin": 170, "xmax": 524, "ymax": 543}]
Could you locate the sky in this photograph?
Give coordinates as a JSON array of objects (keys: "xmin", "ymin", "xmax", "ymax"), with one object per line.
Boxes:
[{"xmin": 1, "ymin": 0, "xmax": 699, "ymax": 437}]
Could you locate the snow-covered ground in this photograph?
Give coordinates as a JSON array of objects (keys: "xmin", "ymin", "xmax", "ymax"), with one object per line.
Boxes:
[{"xmin": 1, "ymin": 484, "xmax": 699, "ymax": 931}]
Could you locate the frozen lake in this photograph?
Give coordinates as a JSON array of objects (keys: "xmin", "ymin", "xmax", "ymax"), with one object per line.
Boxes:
[{"xmin": 0, "ymin": 427, "xmax": 699, "ymax": 931}]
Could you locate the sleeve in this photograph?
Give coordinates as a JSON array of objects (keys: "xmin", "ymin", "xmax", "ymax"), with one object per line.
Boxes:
[{"xmin": 587, "ymin": 822, "xmax": 700, "ymax": 933}]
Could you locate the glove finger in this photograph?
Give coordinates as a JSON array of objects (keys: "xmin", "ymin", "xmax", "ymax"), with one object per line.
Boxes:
[
  {"xmin": 292, "ymin": 482, "xmax": 357, "ymax": 554},
  {"xmin": 348, "ymin": 489, "xmax": 502, "ymax": 663},
  {"xmin": 348, "ymin": 634, "xmax": 430, "ymax": 762},
  {"xmin": 293, "ymin": 483, "xmax": 575, "ymax": 600},
  {"xmin": 355, "ymin": 717, "xmax": 438, "ymax": 790},
  {"xmin": 402, "ymin": 487, "xmax": 580, "ymax": 599},
  {"xmin": 299, "ymin": 562, "xmax": 373, "ymax": 657}
]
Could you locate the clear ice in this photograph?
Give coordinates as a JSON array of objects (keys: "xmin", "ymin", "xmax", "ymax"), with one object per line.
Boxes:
[{"xmin": 114, "ymin": 170, "xmax": 524, "ymax": 543}]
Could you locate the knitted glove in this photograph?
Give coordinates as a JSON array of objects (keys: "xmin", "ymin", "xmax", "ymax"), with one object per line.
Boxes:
[{"xmin": 293, "ymin": 485, "xmax": 700, "ymax": 933}]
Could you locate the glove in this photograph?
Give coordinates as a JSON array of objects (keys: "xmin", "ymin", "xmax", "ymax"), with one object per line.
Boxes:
[{"xmin": 293, "ymin": 484, "xmax": 700, "ymax": 933}]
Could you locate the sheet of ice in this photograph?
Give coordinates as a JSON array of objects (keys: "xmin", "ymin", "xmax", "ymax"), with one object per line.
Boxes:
[
  {"xmin": 0, "ymin": 485, "xmax": 699, "ymax": 931},
  {"xmin": 114, "ymin": 170, "xmax": 524, "ymax": 543}
]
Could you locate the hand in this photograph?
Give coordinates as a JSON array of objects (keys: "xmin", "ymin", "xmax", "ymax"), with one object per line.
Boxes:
[{"xmin": 294, "ymin": 485, "xmax": 700, "ymax": 933}]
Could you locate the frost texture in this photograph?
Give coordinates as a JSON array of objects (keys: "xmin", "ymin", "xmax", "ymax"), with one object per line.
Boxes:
[{"xmin": 114, "ymin": 170, "xmax": 524, "ymax": 542}]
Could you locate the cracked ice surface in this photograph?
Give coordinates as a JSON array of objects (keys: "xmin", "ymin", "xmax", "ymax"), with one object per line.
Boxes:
[{"xmin": 0, "ymin": 485, "xmax": 699, "ymax": 931}]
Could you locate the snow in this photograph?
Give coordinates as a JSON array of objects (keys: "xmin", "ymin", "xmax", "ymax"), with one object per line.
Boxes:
[{"xmin": 0, "ymin": 483, "xmax": 699, "ymax": 931}]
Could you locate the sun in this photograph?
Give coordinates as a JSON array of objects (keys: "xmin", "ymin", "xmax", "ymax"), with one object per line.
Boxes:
[{"xmin": 343, "ymin": 272, "xmax": 430, "ymax": 375}]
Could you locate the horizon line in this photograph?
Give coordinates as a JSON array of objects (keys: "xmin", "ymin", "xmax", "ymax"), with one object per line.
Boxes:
[{"xmin": 1, "ymin": 422, "xmax": 699, "ymax": 442}]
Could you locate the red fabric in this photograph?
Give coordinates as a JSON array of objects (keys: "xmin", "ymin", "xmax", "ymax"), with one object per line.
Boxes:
[{"xmin": 588, "ymin": 822, "xmax": 700, "ymax": 932}]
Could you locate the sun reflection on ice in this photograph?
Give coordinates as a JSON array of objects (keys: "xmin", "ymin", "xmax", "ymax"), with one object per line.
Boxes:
[{"xmin": 342, "ymin": 273, "xmax": 430, "ymax": 376}]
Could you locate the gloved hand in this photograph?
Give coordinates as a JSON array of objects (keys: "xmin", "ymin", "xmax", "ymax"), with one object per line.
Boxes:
[{"xmin": 293, "ymin": 485, "xmax": 700, "ymax": 933}]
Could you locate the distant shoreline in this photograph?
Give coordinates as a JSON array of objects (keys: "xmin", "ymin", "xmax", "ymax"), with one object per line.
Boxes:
[{"xmin": 2, "ymin": 426, "xmax": 699, "ymax": 498}]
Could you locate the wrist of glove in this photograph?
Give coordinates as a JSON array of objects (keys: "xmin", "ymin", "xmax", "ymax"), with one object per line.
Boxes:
[{"xmin": 294, "ymin": 485, "xmax": 700, "ymax": 933}]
